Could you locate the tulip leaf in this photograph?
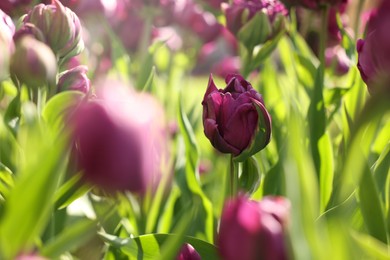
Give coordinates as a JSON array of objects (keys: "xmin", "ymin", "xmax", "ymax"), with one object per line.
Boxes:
[
  {"xmin": 358, "ymin": 168, "xmax": 388, "ymax": 244},
  {"xmin": 233, "ymin": 102, "xmax": 270, "ymax": 162},
  {"xmin": 239, "ymin": 156, "xmax": 261, "ymax": 194},
  {"xmin": 99, "ymin": 233, "xmax": 219, "ymax": 260},
  {"xmin": 0, "ymin": 122, "xmax": 68, "ymax": 259},
  {"xmin": 372, "ymin": 142, "xmax": 390, "ymax": 197},
  {"xmin": 42, "ymin": 90, "xmax": 84, "ymax": 133},
  {"xmin": 54, "ymin": 173, "xmax": 91, "ymax": 210},
  {"xmin": 41, "ymin": 218, "xmax": 97, "ymax": 258},
  {"xmin": 351, "ymin": 231, "xmax": 390, "ymax": 260},
  {"xmin": 238, "ymin": 12, "xmax": 271, "ymax": 52}
]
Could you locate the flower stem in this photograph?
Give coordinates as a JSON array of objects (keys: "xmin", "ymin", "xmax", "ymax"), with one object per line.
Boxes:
[
  {"xmin": 229, "ymin": 155, "xmax": 239, "ymax": 197},
  {"xmin": 319, "ymin": 5, "xmax": 330, "ymax": 71}
]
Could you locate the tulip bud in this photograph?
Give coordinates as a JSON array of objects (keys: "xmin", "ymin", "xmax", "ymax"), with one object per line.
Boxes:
[
  {"xmin": 10, "ymin": 36, "xmax": 57, "ymax": 88},
  {"xmin": 217, "ymin": 195, "xmax": 290, "ymax": 260},
  {"xmin": 0, "ymin": 9, "xmax": 15, "ymax": 81},
  {"xmin": 357, "ymin": 1, "xmax": 390, "ymax": 95},
  {"xmin": 23, "ymin": 0, "xmax": 84, "ymax": 61},
  {"xmin": 57, "ymin": 65, "xmax": 90, "ymax": 93},
  {"xmin": 202, "ymin": 74, "xmax": 271, "ymax": 160},
  {"xmin": 70, "ymin": 83, "xmax": 167, "ymax": 194},
  {"xmin": 176, "ymin": 243, "xmax": 201, "ymax": 260},
  {"xmin": 223, "ymin": 0, "xmax": 288, "ymax": 49}
]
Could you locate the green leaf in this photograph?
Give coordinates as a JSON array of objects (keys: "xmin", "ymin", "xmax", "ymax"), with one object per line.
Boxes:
[
  {"xmin": 99, "ymin": 233, "xmax": 219, "ymax": 260},
  {"xmin": 351, "ymin": 231, "xmax": 390, "ymax": 260},
  {"xmin": 358, "ymin": 168, "xmax": 388, "ymax": 244},
  {"xmin": 318, "ymin": 132, "xmax": 334, "ymax": 212},
  {"xmin": 251, "ymin": 28, "xmax": 285, "ymax": 69},
  {"xmin": 54, "ymin": 173, "xmax": 91, "ymax": 210},
  {"xmin": 373, "ymin": 142, "xmax": 390, "ymax": 197},
  {"xmin": 238, "ymin": 12, "xmax": 271, "ymax": 51},
  {"xmin": 142, "ymin": 66, "xmax": 156, "ymax": 92},
  {"xmin": 42, "ymin": 91, "xmax": 84, "ymax": 133},
  {"xmin": 41, "ymin": 218, "xmax": 97, "ymax": 258},
  {"xmin": 239, "ymin": 156, "xmax": 261, "ymax": 194}
]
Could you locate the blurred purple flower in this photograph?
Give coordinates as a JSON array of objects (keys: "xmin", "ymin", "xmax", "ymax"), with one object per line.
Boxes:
[
  {"xmin": 176, "ymin": 243, "xmax": 201, "ymax": 260},
  {"xmin": 325, "ymin": 45, "xmax": 350, "ymax": 76},
  {"xmin": 357, "ymin": 0, "xmax": 390, "ymax": 94},
  {"xmin": 0, "ymin": 9, "xmax": 15, "ymax": 80},
  {"xmin": 217, "ymin": 195, "xmax": 289, "ymax": 260},
  {"xmin": 70, "ymin": 83, "xmax": 168, "ymax": 194},
  {"xmin": 57, "ymin": 65, "xmax": 90, "ymax": 93},
  {"xmin": 0, "ymin": 0, "xmax": 32, "ymax": 16},
  {"xmin": 202, "ymin": 74, "xmax": 271, "ymax": 156}
]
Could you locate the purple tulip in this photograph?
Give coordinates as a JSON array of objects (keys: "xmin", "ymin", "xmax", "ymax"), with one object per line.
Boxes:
[
  {"xmin": 23, "ymin": 0, "xmax": 84, "ymax": 61},
  {"xmin": 57, "ymin": 65, "xmax": 90, "ymax": 93},
  {"xmin": 174, "ymin": 0, "xmax": 222, "ymax": 43},
  {"xmin": 325, "ymin": 45, "xmax": 350, "ymax": 76},
  {"xmin": 0, "ymin": 0, "xmax": 32, "ymax": 16},
  {"xmin": 357, "ymin": 1, "xmax": 390, "ymax": 94},
  {"xmin": 224, "ymin": 0, "xmax": 288, "ymax": 35},
  {"xmin": 176, "ymin": 243, "xmax": 201, "ymax": 260},
  {"xmin": 70, "ymin": 83, "xmax": 167, "ymax": 194},
  {"xmin": 202, "ymin": 74, "xmax": 271, "ymax": 157},
  {"xmin": 217, "ymin": 195, "xmax": 290, "ymax": 260},
  {"xmin": 10, "ymin": 36, "xmax": 57, "ymax": 88}
]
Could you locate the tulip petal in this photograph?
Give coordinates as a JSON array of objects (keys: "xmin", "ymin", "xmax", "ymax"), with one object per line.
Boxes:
[{"xmin": 204, "ymin": 118, "xmax": 240, "ymax": 155}]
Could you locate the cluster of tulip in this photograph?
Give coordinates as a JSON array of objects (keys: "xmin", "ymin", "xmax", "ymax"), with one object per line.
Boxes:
[{"xmin": 0, "ymin": 0, "xmax": 389, "ymax": 259}]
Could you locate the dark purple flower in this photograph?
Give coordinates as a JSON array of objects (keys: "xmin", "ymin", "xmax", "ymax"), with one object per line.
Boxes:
[
  {"xmin": 217, "ymin": 195, "xmax": 290, "ymax": 260},
  {"xmin": 357, "ymin": 0, "xmax": 390, "ymax": 94},
  {"xmin": 70, "ymin": 83, "xmax": 167, "ymax": 194},
  {"xmin": 176, "ymin": 243, "xmax": 201, "ymax": 260},
  {"xmin": 57, "ymin": 65, "xmax": 90, "ymax": 93},
  {"xmin": 202, "ymin": 74, "xmax": 271, "ymax": 157},
  {"xmin": 0, "ymin": 9, "xmax": 15, "ymax": 80},
  {"xmin": 0, "ymin": 0, "xmax": 32, "ymax": 16}
]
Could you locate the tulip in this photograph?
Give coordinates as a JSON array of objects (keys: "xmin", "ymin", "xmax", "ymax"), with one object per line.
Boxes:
[
  {"xmin": 57, "ymin": 65, "xmax": 90, "ymax": 93},
  {"xmin": 10, "ymin": 36, "xmax": 57, "ymax": 88},
  {"xmin": 70, "ymin": 83, "xmax": 167, "ymax": 194},
  {"xmin": 357, "ymin": 1, "xmax": 390, "ymax": 94},
  {"xmin": 0, "ymin": 9, "xmax": 15, "ymax": 81},
  {"xmin": 23, "ymin": 0, "xmax": 84, "ymax": 61},
  {"xmin": 217, "ymin": 195, "xmax": 290, "ymax": 260},
  {"xmin": 325, "ymin": 45, "xmax": 350, "ymax": 76},
  {"xmin": 202, "ymin": 74, "xmax": 271, "ymax": 159},
  {"xmin": 176, "ymin": 243, "xmax": 201, "ymax": 260},
  {"xmin": 0, "ymin": 0, "xmax": 32, "ymax": 16}
]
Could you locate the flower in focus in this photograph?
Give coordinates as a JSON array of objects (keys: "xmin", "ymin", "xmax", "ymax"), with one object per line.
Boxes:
[
  {"xmin": 0, "ymin": 9, "xmax": 15, "ymax": 81},
  {"xmin": 70, "ymin": 83, "xmax": 168, "ymax": 194},
  {"xmin": 22, "ymin": 0, "xmax": 84, "ymax": 61},
  {"xmin": 176, "ymin": 243, "xmax": 201, "ymax": 260},
  {"xmin": 357, "ymin": 0, "xmax": 390, "ymax": 94},
  {"xmin": 202, "ymin": 74, "xmax": 271, "ymax": 158},
  {"xmin": 217, "ymin": 195, "xmax": 290, "ymax": 260},
  {"xmin": 10, "ymin": 36, "xmax": 57, "ymax": 88},
  {"xmin": 57, "ymin": 65, "xmax": 90, "ymax": 93}
]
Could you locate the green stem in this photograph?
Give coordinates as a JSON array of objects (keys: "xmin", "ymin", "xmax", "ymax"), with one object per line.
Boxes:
[
  {"xmin": 229, "ymin": 155, "xmax": 239, "ymax": 197},
  {"xmin": 319, "ymin": 5, "xmax": 330, "ymax": 71}
]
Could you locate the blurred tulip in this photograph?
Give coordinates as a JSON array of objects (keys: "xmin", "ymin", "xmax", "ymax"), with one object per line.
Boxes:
[
  {"xmin": 70, "ymin": 83, "xmax": 167, "ymax": 194},
  {"xmin": 202, "ymin": 74, "xmax": 271, "ymax": 157},
  {"xmin": 10, "ymin": 36, "xmax": 57, "ymax": 88},
  {"xmin": 57, "ymin": 65, "xmax": 90, "ymax": 93},
  {"xmin": 0, "ymin": 0, "xmax": 32, "ymax": 16},
  {"xmin": 211, "ymin": 56, "xmax": 241, "ymax": 79},
  {"xmin": 0, "ymin": 9, "xmax": 15, "ymax": 81},
  {"xmin": 176, "ymin": 243, "xmax": 201, "ymax": 260},
  {"xmin": 325, "ymin": 45, "xmax": 350, "ymax": 76},
  {"xmin": 357, "ymin": 0, "xmax": 390, "ymax": 94},
  {"xmin": 218, "ymin": 195, "xmax": 289, "ymax": 260},
  {"xmin": 174, "ymin": 0, "xmax": 222, "ymax": 43},
  {"xmin": 23, "ymin": 0, "xmax": 84, "ymax": 61}
]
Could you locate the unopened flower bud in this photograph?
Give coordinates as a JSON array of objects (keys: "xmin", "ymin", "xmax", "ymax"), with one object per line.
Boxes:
[
  {"xmin": 57, "ymin": 65, "xmax": 90, "ymax": 93},
  {"xmin": 23, "ymin": 0, "xmax": 84, "ymax": 61},
  {"xmin": 10, "ymin": 36, "xmax": 57, "ymax": 88},
  {"xmin": 176, "ymin": 243, "xmax": 201, "ymax": 260}
]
